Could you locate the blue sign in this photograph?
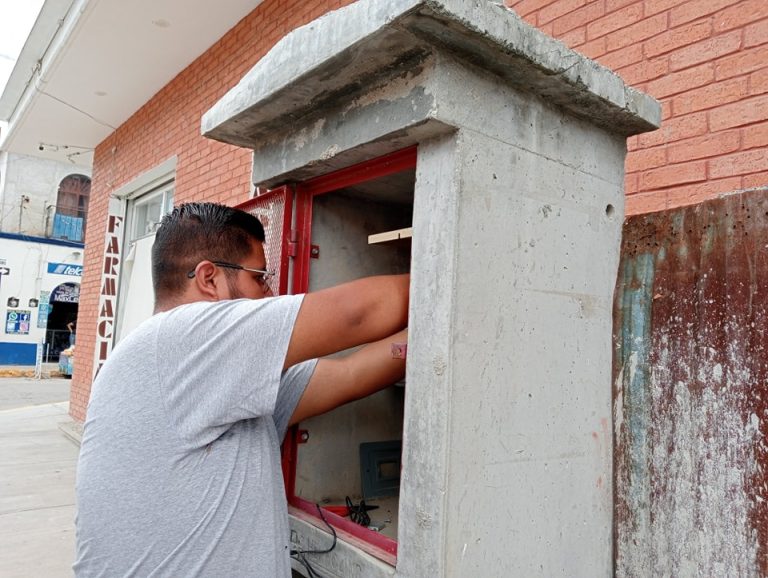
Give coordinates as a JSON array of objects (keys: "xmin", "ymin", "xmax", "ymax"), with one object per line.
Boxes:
[
  {"xmin": 48, "ymin": 262, "xmax": 83, "ymax": 276},
  {"xmin": 38, "ymin": 291, "xmax": 50, "ymax": 328}
]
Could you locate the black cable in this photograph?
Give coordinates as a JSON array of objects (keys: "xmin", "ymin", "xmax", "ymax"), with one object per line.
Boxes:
[
  {"xmin": 292, "ymin": 554, "xmax": 320, "ymax": 578},
  {"xmin": 290, "ymin": 503, "xmax": 338, "ymax": 577},
  {"xmin": 292, "ymin": 546, "xmax": 322, "ymax": 577},
  {"xmin": 292, "ymin": 503, "xmax": 338, "ymax": 555}
]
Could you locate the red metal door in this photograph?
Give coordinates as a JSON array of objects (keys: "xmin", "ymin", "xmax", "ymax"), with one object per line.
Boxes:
[
  {"xmin": 235, "ymin": 188, "xmax": 305, "ymax": 508},
  {"xmin": 285, "ymin": 146, "xmax": 418, "ymax": 564}
]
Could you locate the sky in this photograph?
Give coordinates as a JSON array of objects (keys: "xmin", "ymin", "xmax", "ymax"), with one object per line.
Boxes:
[{"xmin": 0, "ymin": 0, "xmax": 45, "ymax": 97}]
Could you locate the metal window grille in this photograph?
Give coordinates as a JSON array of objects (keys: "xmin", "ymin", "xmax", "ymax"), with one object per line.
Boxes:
[{"xmin": 236, "ymin": 188, "xmax": 291, "ymax": 296}]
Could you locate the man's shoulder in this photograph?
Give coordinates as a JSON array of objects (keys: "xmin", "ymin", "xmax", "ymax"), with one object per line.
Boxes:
[
  {"xmin": 162, "ymin": 296, "xmax": 305, "ymax": 327},
  {"xmin": 169, "ymin": 295, "xmax": 303, "ymax": 314}
]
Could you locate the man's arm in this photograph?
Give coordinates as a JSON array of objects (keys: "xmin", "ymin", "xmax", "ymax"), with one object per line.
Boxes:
[
  {"xmin": 289, "ymin": 328, "xmax": 407, "ymax": 426},
  {"xmin": 283, "ymin": 274, "xmax": 409, "ymax": 370}
]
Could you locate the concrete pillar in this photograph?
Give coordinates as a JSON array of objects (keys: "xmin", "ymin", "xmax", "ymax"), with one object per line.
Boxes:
[{"xmin": 203, "ymin": 1, "xmax": 660, "ymax": 575}]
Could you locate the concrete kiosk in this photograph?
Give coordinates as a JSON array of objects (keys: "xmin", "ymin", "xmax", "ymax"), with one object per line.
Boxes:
[{"xmin": 203, "ymin": 1, "xmax": 660, "ymax": 576}]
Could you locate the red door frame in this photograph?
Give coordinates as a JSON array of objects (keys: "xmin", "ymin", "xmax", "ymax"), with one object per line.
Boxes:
[{"xmin": 285, "ymin": 145, "xmax": 417, "ymax": 564}]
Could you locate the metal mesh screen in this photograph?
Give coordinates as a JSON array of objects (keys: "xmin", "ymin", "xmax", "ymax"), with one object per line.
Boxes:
[{"xmin": 238, "ymin": 191, "xmax": 289, "ymax": 295}]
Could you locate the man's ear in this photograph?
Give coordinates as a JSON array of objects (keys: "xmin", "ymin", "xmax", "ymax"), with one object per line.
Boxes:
[{"xmin": 192, "ymin": 261, "xmax": 222, "ymax": 300}]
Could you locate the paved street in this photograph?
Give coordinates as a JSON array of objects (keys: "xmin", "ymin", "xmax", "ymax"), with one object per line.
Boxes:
[
  {"xmin": 0, "ymin": 378, "xmax": 78, "ymax": 577},
  {"xmin": 0, "ymin": 374, "xmax": 71, "ymax": 410}
]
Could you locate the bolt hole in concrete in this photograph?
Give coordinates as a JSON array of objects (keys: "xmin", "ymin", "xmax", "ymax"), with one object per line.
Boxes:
[{"xmin": 605, "ymin": 204, "xmax": 615, "ymax": 217}]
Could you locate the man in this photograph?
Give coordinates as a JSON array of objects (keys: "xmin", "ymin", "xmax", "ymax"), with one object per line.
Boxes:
[{"xmin": 74, "ymin": 202, "xmax": 408, "ymax": 576}]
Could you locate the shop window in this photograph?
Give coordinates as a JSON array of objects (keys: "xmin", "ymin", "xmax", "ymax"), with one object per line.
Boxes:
[
  {"xmin": 129, "ymin": 182, "xmax": 174, "ymax": 240},
  {"xmin": 115, "ymin": 180, "xmax": 174, "ymax": 341}
]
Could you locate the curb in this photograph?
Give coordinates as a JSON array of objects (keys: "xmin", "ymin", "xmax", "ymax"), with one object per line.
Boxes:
[{"xmin": 58, "ymin": 420, "xmax": 83, "ymax": 447}]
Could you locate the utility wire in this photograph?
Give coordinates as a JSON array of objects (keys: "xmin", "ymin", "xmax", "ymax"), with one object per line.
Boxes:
[{"xmin": 35, "ymin": 85, "xmax": 117, "ymax": 131}]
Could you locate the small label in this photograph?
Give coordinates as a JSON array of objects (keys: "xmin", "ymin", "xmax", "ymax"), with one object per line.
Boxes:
[{"xmin": 391, "ymin": 343, "xmax": 407, "ymax": 359}]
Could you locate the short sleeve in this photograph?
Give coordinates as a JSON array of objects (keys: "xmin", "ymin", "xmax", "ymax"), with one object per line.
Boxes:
[
  {"xmin": 273, "ymin": 359, "xmax": 318, "ymax": 441},
  {"xmin": 155, "ymin": 296, "xmax": 305, "ymax": 446}
]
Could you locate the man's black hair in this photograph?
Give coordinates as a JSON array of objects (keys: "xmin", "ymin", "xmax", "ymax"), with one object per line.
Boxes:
[{"xmin": 151, "ymin": 202, "xmax": 265, "ymax": 302}]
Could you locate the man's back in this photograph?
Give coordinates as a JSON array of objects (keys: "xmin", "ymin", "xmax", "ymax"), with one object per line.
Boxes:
[{"xmin": 74, "ymin": 298, "xmax": 314, "ymax": 577}]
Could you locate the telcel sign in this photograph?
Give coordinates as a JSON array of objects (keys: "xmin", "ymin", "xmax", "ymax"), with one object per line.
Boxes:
[{"xmin": 48, "ymin": 262, "xmax": 83, "ymax": 276}]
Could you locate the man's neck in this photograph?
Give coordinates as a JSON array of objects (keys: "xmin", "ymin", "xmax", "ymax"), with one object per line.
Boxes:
[{"xmin": 154, "ymin": 292, "xmax": 213, "ymax": 314}]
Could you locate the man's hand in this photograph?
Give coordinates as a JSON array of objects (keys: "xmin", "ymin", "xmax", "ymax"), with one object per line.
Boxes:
[
  {"xmin": 289, "ymin": 328, "xmax": 408, "ymax": 426},
  {"xmin": 284, "ymin": 274, "xmax": 409, "ymax": 370}
]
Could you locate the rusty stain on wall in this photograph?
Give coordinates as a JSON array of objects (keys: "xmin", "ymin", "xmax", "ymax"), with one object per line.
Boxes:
[{"xmin": 613, "ymin": 187, "xmax": 768, "ymax": 577}]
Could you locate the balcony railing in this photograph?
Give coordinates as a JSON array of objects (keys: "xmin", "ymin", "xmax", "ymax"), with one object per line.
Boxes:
[{"xmin": 51, "ymin": 208, "xmax": 87, "ymax": 242}]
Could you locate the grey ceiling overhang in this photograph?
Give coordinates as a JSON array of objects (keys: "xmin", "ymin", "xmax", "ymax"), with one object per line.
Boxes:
[{"xmin": 202, "ymin": 0, "xmax": 661, "ymax": 153}]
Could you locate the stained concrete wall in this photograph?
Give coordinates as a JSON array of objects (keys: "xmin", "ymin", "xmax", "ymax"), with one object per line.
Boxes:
[
  {"xmin": 614, "ymin": 188, "xmax": 768, "ymax": 576},
  {"xmin": 0, "ymin": 152, "xmax": 90, "ymax": 236}
]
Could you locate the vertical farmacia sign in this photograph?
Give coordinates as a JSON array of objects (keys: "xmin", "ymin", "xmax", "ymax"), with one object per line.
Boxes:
[{"xmin": 93, "ymin": 198, "xmax": 124, "ymax": 376}]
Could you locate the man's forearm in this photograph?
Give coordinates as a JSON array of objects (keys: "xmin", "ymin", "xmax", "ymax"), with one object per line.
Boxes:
[
  {"xmin": 285, "ymin": 274, "xmax": 409, "ymax": 368},
  {"xmin": 288, "ymin": 328, "xmax": 408, "ymax": 425},
  {"xmin": 344, "ymin": 328, "xmax": 408, "ymax": 403}
]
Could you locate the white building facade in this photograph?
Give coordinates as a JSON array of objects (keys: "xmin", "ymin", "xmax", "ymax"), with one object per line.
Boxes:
[
  {"xmin": 0, "ymin": 151, "xmax": 88, "ymax": 365},
  {"xmin": 0, "ymin": 233, "xmax": 83, "ymax": 364}
]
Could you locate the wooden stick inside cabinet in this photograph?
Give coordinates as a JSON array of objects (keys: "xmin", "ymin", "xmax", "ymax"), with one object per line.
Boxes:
[{"xmin": 368, "ymin": 227, "xmax": 413, "ymax": 245}]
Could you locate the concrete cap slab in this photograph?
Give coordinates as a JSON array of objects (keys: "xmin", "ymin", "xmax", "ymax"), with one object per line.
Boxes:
[{"xmin": 202, "ymin": 0, "xmax": 661, "ymax": 148}]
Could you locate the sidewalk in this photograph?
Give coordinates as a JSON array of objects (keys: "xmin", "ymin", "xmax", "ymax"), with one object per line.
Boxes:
[{"xmin": 0, "ymin": 379, "xmax": 79, "ymax": 577}]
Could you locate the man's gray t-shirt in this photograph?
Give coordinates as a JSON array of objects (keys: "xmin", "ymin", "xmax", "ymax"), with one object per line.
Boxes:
[{"xmin": 74, "ymin": 296, "xmax": 317, "ymax": 577}]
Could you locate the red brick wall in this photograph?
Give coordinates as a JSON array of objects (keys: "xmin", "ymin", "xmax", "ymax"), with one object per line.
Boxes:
[
  {"xmin": 507, "ymin": 0, "xmax": 767, "ymax": 216},
  {"xmin": 71, "ymin": 0, "xmax": 356, "ymax": 421}
]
